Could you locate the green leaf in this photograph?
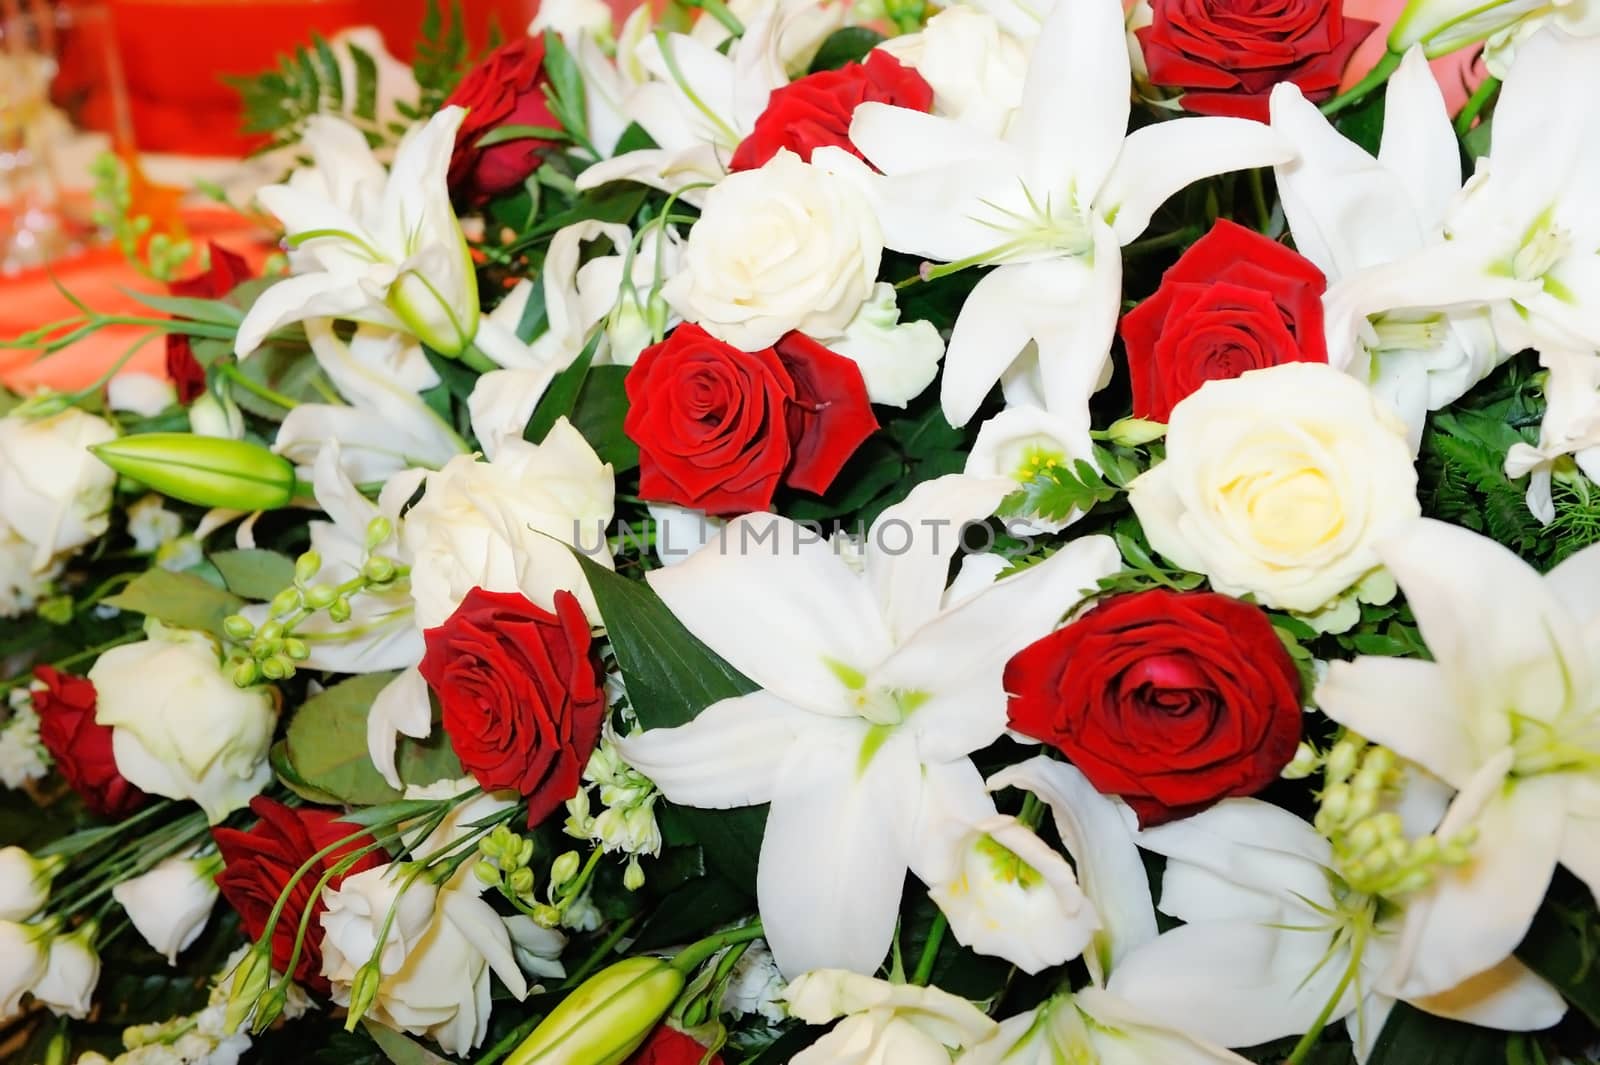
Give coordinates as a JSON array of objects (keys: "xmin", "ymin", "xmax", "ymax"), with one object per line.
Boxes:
[
  {"xmin": 476, "ymin": 123, "xmax": 570, "ymax": 147},
  {"xmin": 1516, "ymin": 868, "xmax": 1600, "ymax": 1026},
  {"xmin": 1366, "ymin": 1003, "xmax": 1518, "ymax": 1065},
  {"xmin": 104, "ymin": 569, "xmax": 245, "ymax": 639},
  {"xmin": 363, "ymin": 1020, "xmax": 451, "ymax": 1065},
  {"xmin": 210, "ymin": 549, "xmax": 296, "ymax": 601},
  {"xmin": 312, "ymin": 34, "xmax": 344, "ymax": 111},
  {"xmin": 347, "ymin": 44, "xmax": 380, "ymax": 122},
  {"xmin": 569, "ymin": 365, "xmax": 639, "ymax": 471},
  {"xmin": 284, "ymin": 673, "xmax": 463, "ymax": 805},
  {"xmin": 632, "ymin": 871, "xmax": 751, "ymax": 951},
  {"xmin": 542, "ymin": 30, "xmax": 590, "ymax": 147},
  {"xmin": 526, "ymin": 333, "xmax": 601, "ymax": 444},
  {"xmin": 270, "ymin": 739, "xmax": 345, "ymax": 805},
  {"xmin": 572, "ymin": 552, "xmax": 765, "ymax": 891},
  {"xmin": 808, "ymin": 26, "xmax": 886, "ymax": 71},
  {"xmin": 119, "ymin": 290, "xmax": 245, "ymax": 325}
]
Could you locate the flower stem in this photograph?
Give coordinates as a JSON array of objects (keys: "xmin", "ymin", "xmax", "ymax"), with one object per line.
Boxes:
[
  {"xmin": 910, "ymin": 913, "xmax": 947, "ymax": 986},
  {"xmin": 1454, "ymin": 76, "xmax": 1501, "ymax": 137},
  {"xmin": 670, "ymin": 918, "xmax": 765, "ymax": 974},
  {"xmin": 1285, "ymin": 927, "xmax": 1366, "ymax": 1065},
  {"xmin": 561, "ymin": 914, "xmax": 641, "ymax": 989},
  {"xmin": 219, "ymin": 364, "xmax": 300, "ymax": 410},
  {"xmin": 1320, "ymin": 52, "xmax": 1402, "ymax": 117},
  {"xmin": 1248, "ymin": 168, "xmax": 1272, "ymax": 234}
]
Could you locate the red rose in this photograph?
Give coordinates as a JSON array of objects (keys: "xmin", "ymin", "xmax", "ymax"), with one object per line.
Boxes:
[
  {"xmin": 1137, "ymin": 0, "xmax": 1376, "ymax": 120},
  {"xmin": 419, "ymin": 588, "xmax": 606, "ymax": 827},
  {"xmin": 624, "ymin": 324, "xmax": 878, "ymax": 514},
  {"xmin": 31, "ymin": 666, "xmax": 146, "ymax": 819},
  {"xmin": 1120, "ymin": 220, "xmax": 1328, "ymax": 423},
  {"xmin": 444, "ymin": 37, "xmax": 562, "ymax": 207},
  {"xmin": 166, "ymin": 243, "xmax": 252, "ymax": 405},
  {"xmin": 213, "ymin": 797, "xmax": 386, "ymax": 993},
  {"xmin": 729, "ymin": 51, "xmax": 933, "ymax": 172},
  {"xmin": 1005, "ymin": 589, "xmax": 1302, "ymax": 826},
  {"xmin": 628, "ymin": 1027, "xmax": 725, "ymax": 1065}
]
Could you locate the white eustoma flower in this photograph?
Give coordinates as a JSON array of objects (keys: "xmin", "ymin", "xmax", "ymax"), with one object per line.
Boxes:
[
  {"xmin": 1271, "ymin": 51, "xmax": 1504, "ymax": 450},
  {"xmin": 617, "ymin": 474, "xmax": 1120, "ymax": 976},
  {"xmin": 112, "ymin": 855, "xmax": 221, "ymax": 965},
  {"xmin": 236, "ymin": 109, "xmax": 531, "ymax": 368},
  {"xmin": 32, "ymin": 922, "xmax": 99, "ymax": 1018},
  {"xmin": 0, "ymin": 408, "xmax": 116, "ymax": 569},
  {"xmin": 1315, "ymin": 518, "xmax": 1600, "ymax": 1005},
  {"xmin": 825, "ymin": 0, "xmax": 1288, "ymax": 429},
  {"xmin": 1109, "ymin": 799, "xmax": 1565, "ymax": 1061},
  {"xmin": 826, "ymin": 283, "xmax": 946, "ymax": 407},
  {"xmin": 1505, "ymin": 349, "xmax": 1600, "ymax": 523},
  {"xmin": 964, "ymin": 406, "xmax": 1097, "ymax": 535},
  {"xmin": 664, "ymin": 150, "xmax": 882, "ymax": 351},
  {"xmin": 91, "ymin": 627, "xmax": 278, "ymax": 823},
  {"xmin": 784, "ymin": 969, "xmax": 999, "ymax": 1065},
  {"xmin": 320, "ymin": 865, "xmax": 529, "ymax": 1056},
  {"xmin": 0, "ymin": 847, "xmax": 59, "ymax": 921},
  {"xmin": 1128, "ymin": 363, "xmax": 1420, "ymax": 616},
  {"xmin": 1389, "ymin": 0, "xmax": 1600, "ymax": 75},
  {"xmin": 961, "ymin": 988, "xmax": 1251, "ymax": 1065},
  {"xmin": 0, "ymin": 920, "xmax": 48, "ymax": 1019},
  {"xmin": 273, "ymin": 320, "xmax": 466, "ymax": 483},
  {"xmin": 877, "ymin": 7, "xmax": 1027, "ymax": 137},
  {"xmin": 1344, "ymin": 31, "xmax": 1600, "ymax": 363}
]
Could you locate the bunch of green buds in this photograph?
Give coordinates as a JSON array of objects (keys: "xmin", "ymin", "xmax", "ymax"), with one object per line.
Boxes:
[
  {"xmin": 1312, "ymin": 733, "xmax": 1476, "ymax": 898},
  {"xmin": 222, "ymin": 516, "xmax": 406, "ymax": 686},
  {"xmin": 565, "ymin": 735, "xmax": 662, "ymax": 892},
  {"xmin": 476, "ymin": 826, "xmax": 598, "ymax": 929}
]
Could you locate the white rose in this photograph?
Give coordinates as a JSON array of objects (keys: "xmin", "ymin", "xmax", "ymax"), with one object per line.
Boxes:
[
  {"xmin": 90, "ymin": 628, "xmax": 278, "ymax": 823},
  {"xmin": 111, "ymin": 855, "xmax": 220, "ymax": 964},
  {"xmin": 663, "ymin": 150, "xmax": 882, "ymax": 351},
  {"xmin": 402, "ymin": 418, "xmax": 615, "ymax": 629},
  {"xmin": 0, "ymin": 408, "xmax": 116, "ymax": 568},
  {"xmin": 321, "ymin": 866, "xmax": 528, "ymax": 1056},
  {"xmin": 529, "ymin": 0, "xmax": 613, "ymax": 39},
  {"xmin": 785, "ymin": 970, "xmax": 998, "ymax": 1065},
  {"xmin": 0, "ymin": 847, "xmax": 59, "ymax": 921},
  {"xmin": 1128, "ymin": 363, "xmax": 1421, "ymax": 614},
  {"xmin": 32, "ymin": 923, "xmax": 99, "ymax": 1018},
  {"xmin": 0, "ymin": 919, "xmax": 48, "ymax": 1019},
  {"xmin": 877, "ymin": 8, "xmax": 1027, "ymax": 137}
]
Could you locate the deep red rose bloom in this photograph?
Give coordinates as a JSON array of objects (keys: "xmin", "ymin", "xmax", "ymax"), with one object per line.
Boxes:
[
  {"xmin": 1120, "ymin": 220, "xmax": 1328, "ymax": 422},
  {"xmin": 1137, "ymin": 0, "xmax": 1376, "ymax": 120},
  {"xmin": 213, "ymin": 797, "xmax": 386, "ymax": 993},
  {"xmin": 420, "ymin": 588, "xmax": 606, "ymax": 827},
  {"xmin": 625, "ymin": 324, "xmax": 878, "ymax": 514},
  {"xmin": 628, "ymin": 1027, "xmax": 725, "ymax": 1065},
  {"xmin": 165, "ymin": 242, "xmax": 252, "ymax": 405},
  {"xmin": 445, "ymin": 36, "xmax": 562, "ymax": 207},
  {"xmin": 729, "ymin": 51, "xmax": 933, "ymax": 171},
  {"xmin": 1005, "ymin": 589, "xmax": 1302, "ymax": 826},
  {"xmin": 31, "ymin": 666, "xmax": 146, "ymax": 819}
]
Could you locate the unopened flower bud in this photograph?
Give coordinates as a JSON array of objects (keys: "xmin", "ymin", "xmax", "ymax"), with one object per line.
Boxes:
[
  {"xmin": 624, "ymin": 856, "xmax": 645, "ymax": 892},
  {"xmin": 504, "ymin": 956, "xmax": 685, "ymax": 1065},
  {"xmin": 1282, "ymin": 742, "xmax": 1320, "ymax": 780},
  {"xmin": 304, "ymin": 584, "xmax": 337, "ymax": 610},
  {"xmin": 1320, "ymin": 783, "xmax": 1351, "ymax": 822},
  {"xmin": 224, "ymin": 945, "xmax": 271, "ymax": 1032},
  {"xmin": 474, "ymin": 862, "xmax": 502, "ymax": 888},
  {"xmin": 362, "ymin": 556, "xmax": 397, "ymax": 584},
  {"xmin": 284, "ymin": 638, "xmax": 310, "ymax": 662},
  {"xmin": 293, "ymin": 551, "xmax": 322, "ymax": 585},
  {"xmin": 365, "ymin": 517, "xmax": 394, "ymax": 550},
  {"xmin": 256, "ymin": 620, "xmax": 284, "ymax": 643},
  {"xmin": 329, "ymin": 597, "xmax": 353, "ymax": 623},
  {"xmin": 550, "ymin": 852, "xmax": 581, "ymax": 888},
  {"xmin": 232, "ymin": 660, "xmax": 261, "ymax": 688},
  {"xmin": 1325, "ymin": 738, "xmax": 1362, "ymax": 784},
  {"xmin": 260, "ymin": 655, "xmax": 293, "ymax": 681},
  {"xmin": 1104, "ymin": 416, "xmax": 1167, "ymax": 447},
  {"xmin": 90, "ymin": 434, "xmax": 298, "ymax": 511},
  {"xmin": 1345, "ymin": 819, "xmax": 1380, "ymax": 857},
  {"xmin": 344, "ymin": 962, "xmax": 383, "ymax": 1031},
  {"xmin": 222, "ymin": 615, "xmax": 255, "ymax": 641},
  {"xmin": 270, "ymin": 588, "xmax": 302, "ymax": 617},
  {"xmin": 251, "ymin": 982, "xmax": 289, "ymax": 1033}
]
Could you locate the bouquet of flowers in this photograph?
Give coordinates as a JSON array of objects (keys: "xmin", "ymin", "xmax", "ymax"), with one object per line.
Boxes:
[{"xmin": 3, "ymin": 0, "xmax": 1600, "ymax": 1060}]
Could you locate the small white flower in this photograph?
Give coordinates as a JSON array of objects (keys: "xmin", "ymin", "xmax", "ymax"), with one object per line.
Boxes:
[
  {"xmin": 32, "ymin": 922, "xmax": 99, "ymax": 1018},
  {"xmin": 126, "ymin": 496, "xmax": 184, "ymax": 555},
  {"xmin": 0, "ymin": 846, "xmax": 60, "ymax": 921},
  {"xmin": 0, "ymin": 919, "xmax": 49, "ymax": 1019},
  {"xmin": 112, "ymin": 855, "xmax": 220, "ymax": 965},
  {"xmin": 722, "ymin": 942, "xmax": 787, "ymax": 1023},
  {"xmin": 0, "ymin": 696, "xmax": 48, "ymax": 789}
]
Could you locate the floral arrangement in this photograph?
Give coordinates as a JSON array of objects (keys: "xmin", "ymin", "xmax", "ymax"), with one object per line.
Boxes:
[{"xmin": 3, "ymin": 0, "xmax": 1600, "ymax": 1061}]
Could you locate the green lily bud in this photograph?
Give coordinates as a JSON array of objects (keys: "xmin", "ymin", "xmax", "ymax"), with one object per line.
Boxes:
[
  {"xmin": 91, "ymin": 434, "xmax": 298, "ymax": 511},
  {"xmin": 505, "ymin": 956, "xmax": 685, "ymax": 1065}
]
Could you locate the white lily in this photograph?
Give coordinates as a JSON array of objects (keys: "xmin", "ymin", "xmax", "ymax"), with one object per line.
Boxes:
[
  {"xmin": 961, "ymin": 988, "xmax": 1251, "ymax": 1065},
  {"xmin": 236, "ymin": 109, "xmax": 528, "ymax": 367},
  {"xmin": 823, "ymin": 0, "xmax": 1288, "ymax": 428},
  {"xmin": 1108, "ymin": 798, "xmax": 1564, "ymax": 1061},
  {"xmin": 1337, "ymin": 31, "xmax": 1600, "ymax": 367},
  {"xmin": 1271, "ymin": 51, "xmax": 1504, "ymax": 450},
  {"xmin": 274, "ymin": 321, "xmax": 466, "ymax": 483},
  {"xmin": 784, "ymin": 969, "xmax": 999, "ymax": 1065},
  {"xmin": 1389, "ymin": 0, "xmax": 1600, "ymax": 75},
  {"xmin": 1315, "ymin": 517, "xmax": 1600, "ymax": 1005},
  {"xmin": 690, "ymin": 0, "xmax": 843, "ymax": 76},
  {"xmin": 1505, "ymin": 349, "xmax": 1600, "ymax": 523},
  {"xmin": 617, "ymin": 474, "xmax": 1120, "ymax": 976},
  {"xmin": 574, "ymin": 6, "xmax": 793, "ymax": 202}
]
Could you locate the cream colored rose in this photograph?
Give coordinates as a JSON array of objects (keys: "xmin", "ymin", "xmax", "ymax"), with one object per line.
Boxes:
[
  {"xmin": 0, "ymin": 408, "xmax": 116, "ymax": 569},
  {"xmin": 663, "ymin": 149, "xmax": 882, "ymax": 351},
  {"xmin": 877, "ymin": 8, "xmax": 1028, "ymax": 137},
  {"xmin": 1128, "ymin": 362, "xmax": 1421, "ymax": 613},
  {"xmin": 401, "ymin": 417, "xmax": 614, "ymax": 629},
  {"xmin": 90, "ymin": 627, "xmax": 277, "ymax": 823}
]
